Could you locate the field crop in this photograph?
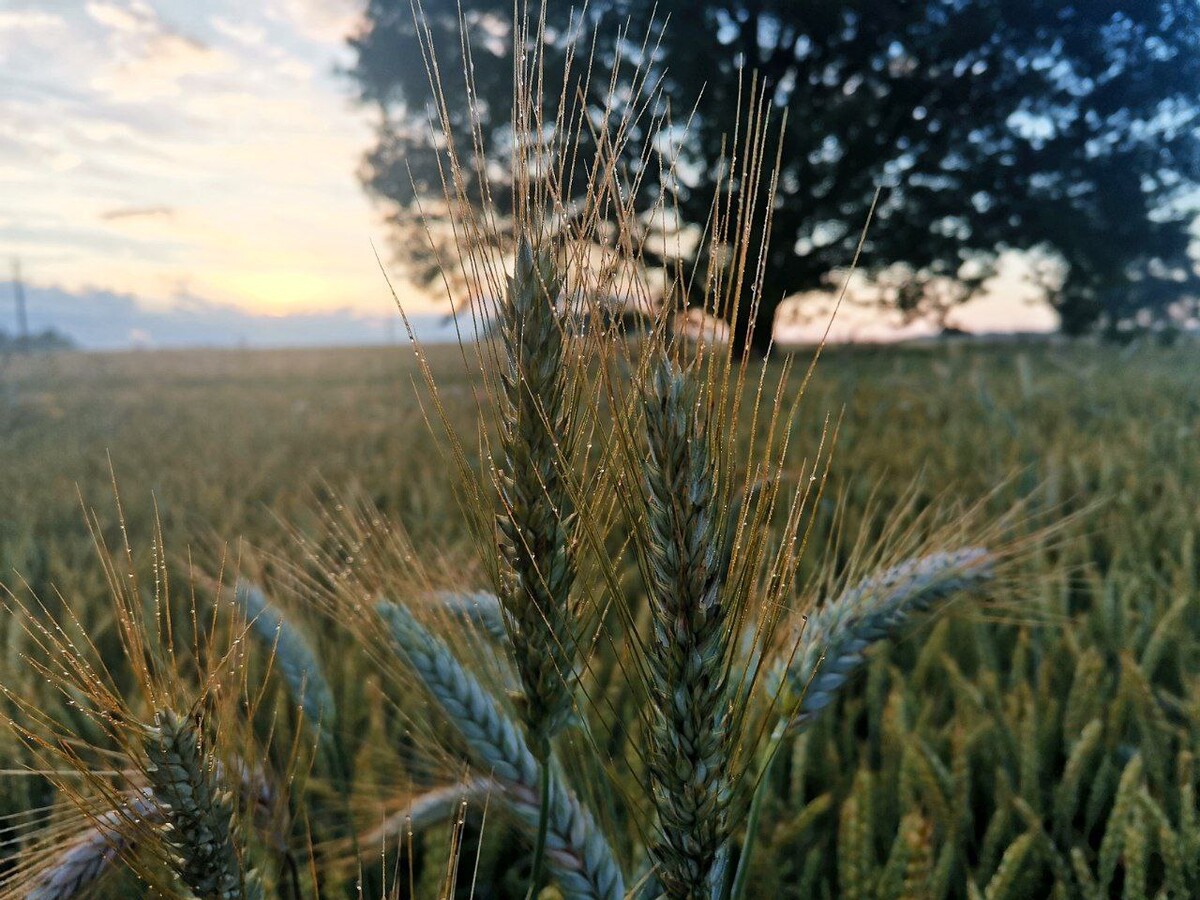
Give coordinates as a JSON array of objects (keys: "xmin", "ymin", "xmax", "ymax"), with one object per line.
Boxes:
[{"xmin": 1, "ymin": 340, "xmax": 1197, "ymax": 898}]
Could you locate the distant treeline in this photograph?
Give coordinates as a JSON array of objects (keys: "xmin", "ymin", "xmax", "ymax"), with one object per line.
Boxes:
[{"xmin": 0, "ymin": 328, "xmax": 74, "ymax": 351}]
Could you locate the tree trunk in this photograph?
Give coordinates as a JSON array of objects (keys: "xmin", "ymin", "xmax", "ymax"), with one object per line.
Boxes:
[{"xmin": 728, "ymin": 266, "xmax": 805, "ymax": 358}]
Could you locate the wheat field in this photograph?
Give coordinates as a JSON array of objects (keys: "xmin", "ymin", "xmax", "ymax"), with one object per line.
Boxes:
[{"xmin": 0, "ymin": 340, "xmax": 1197, "ymax": 898}]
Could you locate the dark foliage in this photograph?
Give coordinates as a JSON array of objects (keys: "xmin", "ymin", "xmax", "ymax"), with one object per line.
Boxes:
[{"xmin": 347, "ymin": 2, "xmax": 1200, "ymax": 348}]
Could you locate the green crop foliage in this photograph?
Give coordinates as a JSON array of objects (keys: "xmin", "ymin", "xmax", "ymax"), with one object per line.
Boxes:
[{"xmin": 1, "ymin": 339, "xmax": 1196, "ymax": 899}]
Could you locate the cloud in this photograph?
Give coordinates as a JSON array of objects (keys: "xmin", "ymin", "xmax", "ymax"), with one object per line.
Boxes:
[
  {"xmin": 100, "ymin": 205, "xmax": 175, "ymax": 221},
  {"xmin": 0, "ymin": 10, "xmax": 65, "ymax": 33},
  {"xmin": 0, "ymin": 9, "xmax": 66, "ymax": 62},
  {"xmin": 84, "ymin": 1, "xmax": 148, "ymax": 34},
  {"xmin": 84, "ymin": 1, "xmax": 233, "ymax": 102},
  {"xmin": 275, "ymin": 58, "xmax": 315, "ymax": 81},
  {"xmin": 91, "ymin": 34, "xmax": 233, "ymax": 102},
  {"xmin": 212, "ymin": 16, "xmax": 266, "ymax": 47},
  {"xmin": 84, "ymin": 2, "xmax": 138, "ymax": 33},
  {"xmin": 3, "ymin": 282, "xmax": 459, "ymax": 350},
  {"xmin": 269, "ymin": 0, "xmax": 361, "ymax": 44}
]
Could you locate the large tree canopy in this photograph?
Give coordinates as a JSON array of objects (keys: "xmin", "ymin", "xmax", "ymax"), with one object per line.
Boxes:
[{"xmin": 349, "ymin": 1, "xmax": 1200, "ymax": 348}]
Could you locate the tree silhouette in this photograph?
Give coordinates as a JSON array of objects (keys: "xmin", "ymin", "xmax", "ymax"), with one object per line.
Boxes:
[{"xmin": 348, "ymin": 2, "xmax": 1200, "ymax": 350}]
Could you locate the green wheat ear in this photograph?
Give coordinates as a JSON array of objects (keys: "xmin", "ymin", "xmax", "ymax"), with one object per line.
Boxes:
[
  {"xmin": 785, "ymin": 548, "xmax": 993, "ymax": 731},
  {"xmin": 638, "ymin": 353, "xmax": 736, "ymax": 900},
  {"xmin": 234, "ymin": 581, "xmax": 335, "ymax": 743},
  {"xmin": 378, "ymin": 600, "xmax": 625, "ymax": 900},
  {"xmin": 143, "ymin": 709, "xmax": 262, "ymax": 900},
  {"xmin": 26, "ymin": 795, "xmax": 162, "ymax": 900},
  {"xmin": 494, "ymin": 237, "xmax": 580, "ymax": 753}
]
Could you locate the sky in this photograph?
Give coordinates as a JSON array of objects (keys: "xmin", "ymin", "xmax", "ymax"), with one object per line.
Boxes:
[
  {"xmin": 0, "ymin": 0, "xmax": 448, "ymax": 347},
  {"xmin": 0, "ymin": 0, "xmax": 1057, "ymax": 349}
]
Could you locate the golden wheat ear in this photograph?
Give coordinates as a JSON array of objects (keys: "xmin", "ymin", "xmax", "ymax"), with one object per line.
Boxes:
[{"xmin": 0, "ymin": 499, "xmax": 294, "ymax": 899}]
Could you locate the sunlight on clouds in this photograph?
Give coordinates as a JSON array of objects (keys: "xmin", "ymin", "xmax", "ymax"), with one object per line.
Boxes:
[
  {"xmin": 267, "ymin": 0, "xmax": 361, "ymax": 44},
  {"xmin": 275, "ymin": 58, "xmax": 316, "ymax": 81},
  {"xmin": 211, "ymin": 270, "xmax": 373, "ymax": 315},
  {"xmin": 774, "ymin": 254, "xmax": 1060, "ymax": 345},
  {"xmin": 86, "ymin": 0, "xmax": 234, "ymax": 102},
  {"xmin": 84, "ymin": 0, "xmax": 149, "ymax": 33},
  {"xmin": 212, "ymin": 16, "xmax": 266, "ymax": 47},
  {"xmin": 2, "ymin": 0, "xmax": 435, "ymax": 325},
  {"xmin": 949, "ymin": 293, "xmax": 1060, "ymax": 333},
  {"xmin": 0, "ymin": 10, "xmax": 65, "ymax": 34},
  {"xmin": 90, "ymin": 34, "xmax": 233, "ymax": 102},
  {"xmin": 49, "ymin": 152, "xmax": 84, "ymax": 173}
]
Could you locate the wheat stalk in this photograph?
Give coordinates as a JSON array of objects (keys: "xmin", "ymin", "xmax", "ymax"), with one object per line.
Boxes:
[
  {"xmin": 785, "ymin": 547, "xmax": 993, "ymax": 731},
  {"xmin": 359, "ymin": 778, "xmax": 498, "ymax": 850},
  {"xmin": 377, "ymin": 600, "xmax": 624, "ymax": 900},
  {"xmin": 142, "ymin": 709, "xmax": 260, "ymax": 900},
  {"xmin": 234, "ymin": 581, "xmax": 335, "ymax": 742},
  {"xmin": 493, "ymin": 238, "xmax": 582, "ymax": 755},
  {"xmin": 638, "ymin": 354, "xmax": 736, "ymax": 900}
]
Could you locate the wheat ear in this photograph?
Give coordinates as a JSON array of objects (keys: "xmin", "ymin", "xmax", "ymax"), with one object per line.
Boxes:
[
  {"xmin": 359, "ymin": 778, "xmax": 498, "ymax": 849},
  {"xmin": 494, "ymin": 238, "xmax": 579, "ymax": 751},
  {"xmin": 377, "ymin": 600, "xmax": 624, "ymax": 900},
  {"xmin": 235, "ymin": 582, "xmax": 335, "ymax": 741},
  {"xmin": 143, "ymin": 709, "xmax": 260, "ymax": 900},
  {"xmin": 24, "ymin": 759, "xmax": 272, "ymax": 900},
  {"xmin": 432, "ymin": 590, "xmax": 507, "ymax": 641},
  {"xmin": 25, "ymin": 793, "xmax": 161, "ymax": 900},
  {"xmin": 733, "ymin": 553, "xmax": 993, "ymax": 900},
  {"xmin": 639, "ymin": 355, "xmax": 735, "ymax": 900},
  {"xmin": 786, "ymin": 548, "xmax": 992, "ymax": 730}
]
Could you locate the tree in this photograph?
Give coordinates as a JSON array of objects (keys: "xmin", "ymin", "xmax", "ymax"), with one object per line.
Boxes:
[{"xmin": 348, "ymin": 2, "xmax": 1200, "ymax": 351}]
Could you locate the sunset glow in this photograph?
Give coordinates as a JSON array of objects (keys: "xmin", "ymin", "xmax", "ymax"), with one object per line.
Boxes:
[
  {"xmin": 2, "ymin": 1, "xmax": 1068, "ymax": 347},
  {"xmin": 2, "ymin": 0, "xmax": 434, "ymax": 321}
]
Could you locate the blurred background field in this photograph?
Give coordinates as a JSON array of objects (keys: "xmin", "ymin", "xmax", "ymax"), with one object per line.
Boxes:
[
  {"xmin": 2, "ymin": 341, "xmax": 1199, "ymax": 895},
  {"xmin": 3, "ymin": 2, "xmax": 1200, "ymax": 893},
  {"xmin": 4, "ymin": 342, "xmax": 1196, "ymax": 594}
]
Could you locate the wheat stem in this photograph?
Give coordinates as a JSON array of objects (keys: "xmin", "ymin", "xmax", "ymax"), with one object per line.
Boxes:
[
  {"xmin": 358, "ymin": 778, "xmax": 497, "ymax": 850},
  {"xmin": 728, "ymin": 722, "xmax": 786, "ymax": 900},
  {"xmin": 526, "ymin": 738, "xmax": 552, "ymax": 900}
]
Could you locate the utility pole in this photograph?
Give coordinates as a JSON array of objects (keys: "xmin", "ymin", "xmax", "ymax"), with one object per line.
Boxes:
[{"xmin": 11, "ymin": 259, "xmax": 29, "ymax": 347}]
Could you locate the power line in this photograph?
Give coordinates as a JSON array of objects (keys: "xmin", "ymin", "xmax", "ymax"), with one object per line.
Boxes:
[{"xmin": 11, "ymin": 259, "xmax": 29, "ymax": 343}]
